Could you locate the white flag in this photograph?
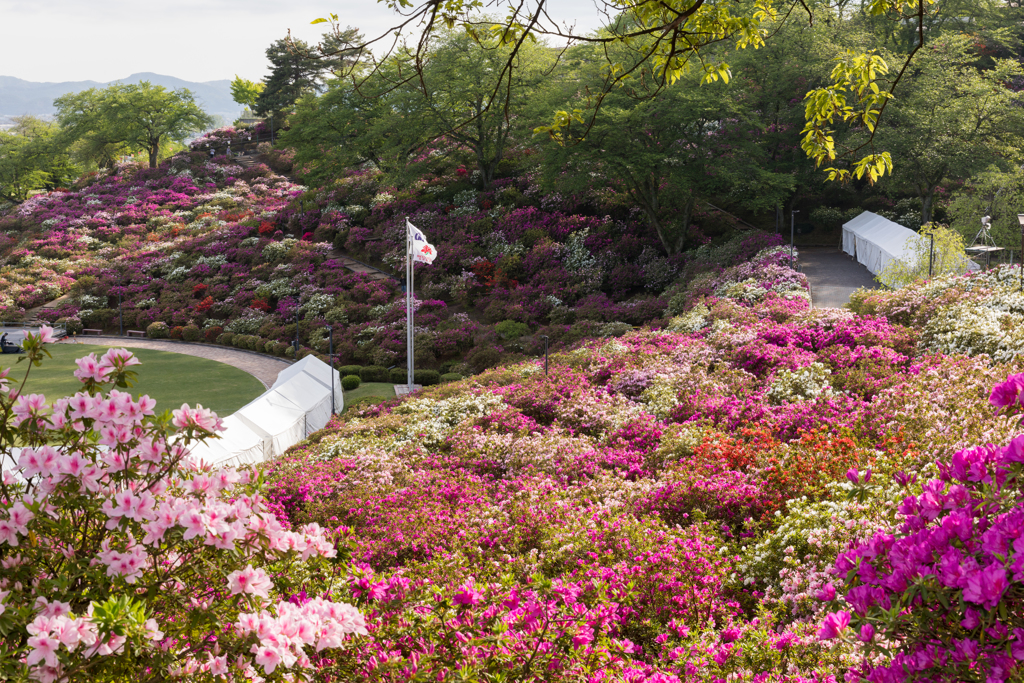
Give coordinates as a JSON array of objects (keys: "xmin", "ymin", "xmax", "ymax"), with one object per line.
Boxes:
[{"xmin": 408, "ymin": 220, "xmax": 437, "ymax": 265}]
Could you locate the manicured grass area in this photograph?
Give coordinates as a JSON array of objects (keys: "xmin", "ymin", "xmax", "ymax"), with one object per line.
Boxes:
[
  {"xmin": 342, "ymin": 382, "xmax": 395, "ymax": 413},
  {"xmin": 1, "ymin": 344, "xmax": 265, "ymax": 416}
]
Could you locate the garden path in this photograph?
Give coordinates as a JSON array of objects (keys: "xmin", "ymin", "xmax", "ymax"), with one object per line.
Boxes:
[
  {"xmin": 54, "ymin": 336, "xmax": 291, "ymax": 389},
  {"xmin": 799, "ymin": 247, "xmax": 879, "ymax": 308}
]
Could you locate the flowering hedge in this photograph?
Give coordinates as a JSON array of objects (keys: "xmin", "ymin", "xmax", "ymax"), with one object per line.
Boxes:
[{"xmin": 0, "ymin": 328, "xmax": 365, "ymax": 682}]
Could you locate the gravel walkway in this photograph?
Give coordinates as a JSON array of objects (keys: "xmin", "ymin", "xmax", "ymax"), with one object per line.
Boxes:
[
  {"xmin": 56, "ymin": 337, "xmax": 291, "ymax": 389},
  {"xmin": 800, "ymin": 247, "xmax": 879, "ymax": 308}
]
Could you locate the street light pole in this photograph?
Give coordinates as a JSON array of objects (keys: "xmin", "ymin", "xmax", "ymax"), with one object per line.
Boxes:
[
  {"xmin": 1018, "ymin": 215, "xmax": 1024, "ymax": 292},
  {"xmin": 790, "ymin": 210, "xmax": 799, "ymax": 268},
  {"xmin": 325, "ymin": 323, "xmax": 335, "ymax": 416},
  {"xmin": 929, "ymin": 233, "xmax": 934, "ymax": 279}
]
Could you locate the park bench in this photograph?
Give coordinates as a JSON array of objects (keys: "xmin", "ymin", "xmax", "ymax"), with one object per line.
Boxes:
[
  {"xmin": 81, "ymin": 329, "xmax": 102, "ymax": 336},
  {"xmin": 126, "ymin": 330, "xmax": 146, "ymax": 338}
]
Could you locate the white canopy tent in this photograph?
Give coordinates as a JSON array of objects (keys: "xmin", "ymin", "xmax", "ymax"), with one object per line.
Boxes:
[
  {"xmin": 234, "ymin": 390, "xmax": 306, "ymax": 457},
  {"xmin": 272, "ymin": 355, "xmax": 344, "ymax": 414},
  {"xmin": 842, "ymin": 210, "xmax": 980, "ymax": 279},
  {"xmin": 187, "ymin": 414, "xmax": 268, "ymax": 467},
  {"xmin": 186, "ymin": 355, "xmax": 344, "ymax": 466},
  {"xmin": 274, "ymin": 370, "xmax": 332, "ymax": 437},
  {"xmin": 841, "ymin": 211, "xmax": 922, "ymax": 276}
]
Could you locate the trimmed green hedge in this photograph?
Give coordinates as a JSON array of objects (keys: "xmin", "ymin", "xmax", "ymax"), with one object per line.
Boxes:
[
  {"xmin": 341, "ymin": 375, "xmax": 361, "ymax": 390},
  {"xmin": 360, "ymin": 365, "xmax": 389, "ymax": 382}
]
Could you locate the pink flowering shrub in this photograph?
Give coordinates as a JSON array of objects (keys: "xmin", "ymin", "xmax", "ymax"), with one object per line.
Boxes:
[
  {"xmin": 819, "ymin": 373, "xmax": 1024, "ymax": 682},
  {"xmin": 0, "ymin": 328, "xmax": 365, "ymax": 682}
]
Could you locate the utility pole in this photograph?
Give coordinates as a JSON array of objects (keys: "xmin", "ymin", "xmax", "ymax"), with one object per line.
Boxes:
[{"xmin": 790, "ymin": 210, "xmax": 798, "ymax": 268}]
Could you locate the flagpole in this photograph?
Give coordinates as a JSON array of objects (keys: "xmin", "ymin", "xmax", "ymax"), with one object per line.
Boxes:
[{"xmin": 406, "ymin": 218, "xmax": 414, "ymax": 391}]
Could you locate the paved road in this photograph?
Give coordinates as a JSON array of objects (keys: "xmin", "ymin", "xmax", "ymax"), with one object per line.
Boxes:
[
  {"xmin": 55, "ymin": 337, "xmax": 291, "ymax": 389},
  {"xmin": 800, "ymin": 247, "xmax": 879, "ymax": 308}
]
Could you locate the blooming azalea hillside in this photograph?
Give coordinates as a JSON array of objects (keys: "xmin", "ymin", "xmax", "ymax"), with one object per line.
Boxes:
[
  {"xmin": 0, "ymin": 130, "xmax": 787, "ymax": 379},
  {"xmin": 263, "ymin": 251, "xmax": 1024, "ymax": 681}
]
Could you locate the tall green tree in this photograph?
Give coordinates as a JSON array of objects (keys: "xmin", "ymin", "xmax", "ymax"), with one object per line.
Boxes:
[
  {"xmin": 875, "ymin": 36, "xmax": 1024, "ymax": 225},
  {"xmin": 542, "ymin": 38, "xmax": 792, "ymax": 254},
  {"xmin": 283, "ymin": 57, "xmax": 429, "ymax": 184},
  {"xmin": 55, "ymin": 82, "xmax": 213, "ymax": 168},
  {"xmin": 255, "ymin": 29, "xmax": 362, "ymax": 116},
  {"xmin": 397, "ymin": 28, "xmax": 553, "ymax": 187},
  {"xmin": 230, "ymin": 76, "xmax": 265, "ymax": 110},
  {"xmin": 0, "ymin": 116, "xmax": 76, "ymax": 204}
]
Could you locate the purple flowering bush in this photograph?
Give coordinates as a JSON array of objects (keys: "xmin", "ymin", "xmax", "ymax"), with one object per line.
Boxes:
[{"xmin": 818, "ymin": 373, "xmax": 1024, "ymax": 682}]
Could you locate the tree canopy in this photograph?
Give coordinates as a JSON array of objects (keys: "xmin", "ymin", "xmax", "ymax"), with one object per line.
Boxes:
[{"xmin": 55, "ymin": 82, "xmax": 213, "ymax": 169}]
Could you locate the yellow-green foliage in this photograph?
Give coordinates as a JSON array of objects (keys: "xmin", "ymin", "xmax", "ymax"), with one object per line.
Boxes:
[{"xmin": 877, "ymin": 223, "xmax": 971, "ymax": 289}]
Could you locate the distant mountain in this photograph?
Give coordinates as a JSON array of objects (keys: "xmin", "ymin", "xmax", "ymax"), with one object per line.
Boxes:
[{"xmin": 0, "ymin": 73, "xmax": 240, "ymax": 118}]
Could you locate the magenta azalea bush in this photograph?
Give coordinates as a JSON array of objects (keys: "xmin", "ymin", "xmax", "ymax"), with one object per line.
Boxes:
[
  {"xmin": 0, "ymin": 328, "xmax": 365, "ymax": 682},
  {"xmin": 817, "ymin": 373, "xmax": 1024, "ymax": 682}
]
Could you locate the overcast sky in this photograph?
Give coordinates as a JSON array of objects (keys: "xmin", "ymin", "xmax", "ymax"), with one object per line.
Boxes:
[{"xmin": 1, "ymin": 0, "xmax": 606, "ymax": 83}]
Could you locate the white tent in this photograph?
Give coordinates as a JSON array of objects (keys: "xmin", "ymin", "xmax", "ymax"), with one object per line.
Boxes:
[
  {"xmin": 841, "ymin": 211, "xmax": 922, "ymax": 276},
  {"xmin": 842, "ymin": 210, "xmax": 980, "ymax": 279},
  {"xmin": 274, "ymin": 370, "xmax": 332, "ymax": 437},
  {"xmin": 234, "ymin": 390, "xmax": 306, "ymax": 457},
  {"xmin": 272, "ymin": 355, "xmax": 344, "ymax": 414},
  {"xmin": 188, "ymin": 415, "xmax": 268, "ymax": 467}
]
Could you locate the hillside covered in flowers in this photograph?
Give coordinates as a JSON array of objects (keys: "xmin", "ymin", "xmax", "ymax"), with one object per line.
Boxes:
[
  {"xmin": 264, "ymin": 247, "xmax": 1024, "ymax": 681},
  {"xmin": 0, "ymin": 134, "xmax": 781, "ymax": 380}
]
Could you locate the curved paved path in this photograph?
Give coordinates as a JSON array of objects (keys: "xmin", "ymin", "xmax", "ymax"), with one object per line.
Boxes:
[
  {"xmin": 800, "ymin": 247, "xmax": 879, "ymax": 308},
  {"xmin": 56, "ymin": 336, "xmax": 291, "ymax": 389}
]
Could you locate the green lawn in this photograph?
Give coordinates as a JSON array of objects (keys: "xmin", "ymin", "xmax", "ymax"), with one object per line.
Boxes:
[
  {"xmin": 342, "ymin": 382, "xmax": 395, "ymax": 413},
  {"xmin": 1, "ymin": 344, "xmax": 265, "ymax": 416}
]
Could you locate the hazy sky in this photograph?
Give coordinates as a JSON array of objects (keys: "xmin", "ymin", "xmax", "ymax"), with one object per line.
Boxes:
[{"xmin": 1, "ymin": 0, "xmax": 606, "ymax": 83}]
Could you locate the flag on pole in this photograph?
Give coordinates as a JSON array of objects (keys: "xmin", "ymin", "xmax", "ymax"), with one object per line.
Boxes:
[{"xmin": 408, "ymin": 220, "xmax": 438, "ymax": 265}]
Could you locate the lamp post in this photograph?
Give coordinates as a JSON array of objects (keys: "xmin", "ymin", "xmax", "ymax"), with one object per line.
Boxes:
[
  {"xmin": 790, "ymin": 210, "xmax": 798, "ymax": 268},
  {"xmin": 541, "ymin": 335, "xmax": 549, "ymax": 375},
  {"xmin": 325, "ymin": 323, "xmax": 335, "ymax": 416},
  {"xmin": 928, "ymin": 233, "xmax": 934, "ymax": 279},
  {"xmin": 1018, "ymin": 214, "xmax": 1024, "ymax": 292}
]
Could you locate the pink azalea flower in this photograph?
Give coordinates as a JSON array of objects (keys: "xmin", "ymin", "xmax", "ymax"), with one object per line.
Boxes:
[{"xmin": 817, "ymin": 610, "xmax": 851, "ymax": 640}]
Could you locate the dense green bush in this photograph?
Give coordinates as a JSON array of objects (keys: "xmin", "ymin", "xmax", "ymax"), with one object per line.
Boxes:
[
  {"xmin": 495, "ymin": 320, "xmax": 530, "ymax": 340},
  {"xmin": 181, "ymin": 324, "xmax": 201, "ymax": 342},
  {"xmin": 389, "ymin": 368, "xmax": 408, "ymax": 384},
  {"xmin": 440, "ymin": 372, "xmax": 464, "ymax": 383},
  {"xmin": 338, "ymin": 365, "xmax": 362, "ymax": 377},
  {"xmin": 147, "ymin": 321, "xmax": 169, "ymax": 339},
  {"xmin": 217, "ymin": 332, "xmax": 234, "ymax": 346},
  {"xmin": 414, "ymin": 369, "xmax": 441, "ymax": 386},
  {"xmin": 341, "ymin": 375, "xmax": 361, "ymax": 390},
  {"xmin": 360, "ymin": 365, "xmax": 389, "ymax": 382}
]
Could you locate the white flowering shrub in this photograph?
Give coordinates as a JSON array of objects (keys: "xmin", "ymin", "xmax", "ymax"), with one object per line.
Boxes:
[{"xmin": 765, "ymin": 363, "xmax": 833, "ymax": 404}]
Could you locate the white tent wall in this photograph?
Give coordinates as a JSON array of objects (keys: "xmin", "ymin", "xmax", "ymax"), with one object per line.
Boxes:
[
  {"xmin": 234, "ymin": 390, "xmax": 306, "ymax": 457},
  {"xmin": 187, "ymin": 355, "xmax": 344, "ymax": 467},
  {"xmin": 273, "ymin": 371, "xmax": 332, "ymax": 437},
  {"xmin": 842, "ymin": 211, "xmax": 879, "ymax": 256},
  {"xmin": 842, "ymin": 211, "xmax": 924, "ymax": 276},
  {"xmin": 187, "ymin": 415, "xmax": 269, "ymax": 467},
  {"xmin": 272, "ymin": 356, "xmax": 343, "ymax": 414}
]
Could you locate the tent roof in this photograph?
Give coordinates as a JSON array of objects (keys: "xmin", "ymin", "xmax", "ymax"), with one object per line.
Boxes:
[
  {"xmin": 273, "ymin": 355, "xmax": 336, "ymax": 391},
  {"xmin": 274, "ymin": 371, "xmax": 330, "ymax": 413},
  {"xmin": 234, "ymin": 390, "xmax": 304, "ymax": 439}
]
